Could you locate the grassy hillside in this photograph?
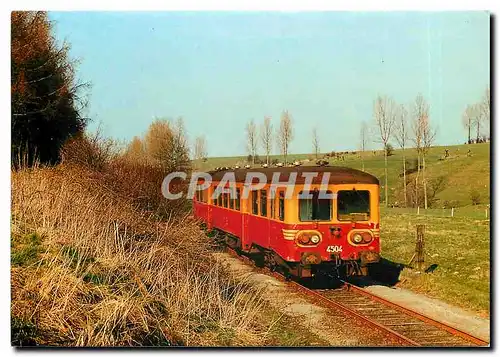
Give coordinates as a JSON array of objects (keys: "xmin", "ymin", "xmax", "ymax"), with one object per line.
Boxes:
[{"xmin": 195, "ymin": 142, "xmax": 490, "ymax": 208}]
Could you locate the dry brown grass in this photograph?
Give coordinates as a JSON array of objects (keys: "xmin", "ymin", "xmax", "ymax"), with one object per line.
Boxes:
[{"xmin": 11, "ymin": 164, "xmax": 269, "ymax": 346}]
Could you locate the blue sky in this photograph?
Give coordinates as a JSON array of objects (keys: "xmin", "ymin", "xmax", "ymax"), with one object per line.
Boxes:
[{"xmin": 49, "ymin": 11, "xmax": 490, "ymax": 157}]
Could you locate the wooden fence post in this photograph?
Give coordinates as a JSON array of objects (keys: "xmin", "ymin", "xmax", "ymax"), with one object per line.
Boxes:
[
  {"xmin": 415, "ymin": 225, "xmax": 425, "ymax": 271},
  {"xmin": 408, "ymin": 224, "xmax": 425, "ymax": 271},
  {"xmin": 451, "ymin": 207, "xmax": 454, "ymax": 217}
]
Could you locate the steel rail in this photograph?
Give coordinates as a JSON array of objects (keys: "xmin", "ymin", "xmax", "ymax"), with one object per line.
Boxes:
[
  {"xmin": 287, "ymin": 279, "xmax": 420, "ymax": 346},
  {"xmin": 342, "ymin": 282, "xmax": 489, "ymax": 347}
]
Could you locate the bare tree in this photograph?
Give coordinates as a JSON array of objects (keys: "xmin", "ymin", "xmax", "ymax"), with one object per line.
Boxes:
[
  {"xmin": 359, "ymin": 121, "xmax": 368, "ymax": 172},
  {"xmin": 278, "ymin": 110, "xmax": 294, "ymax": 165},
  {"xmin": 421, "ymin": 107, "xmax": 436, "ymax": 209},
  {"xmin": 312, "ymin": 126, "xmax": 320, "ymax": 159},
  {"xmin": 483, "ymin": 86, "xmax": 490, "ymax": 122},
  {"xmin": 462, "ymin": 104, "xmax": 476, "ymax": 144},
  {"xmin": 472, "ymin": 102, "xmax": 485, "ymax": 143},
  {"xmin": 246, "ymin": 119, "xmax": 258, "ymax": 164},
  {"xmin": 394, "ymin": 104, "xmax": 409, "ymax": 207},
  {"xmin": 144, "ymin": 117, "xmax": 190, "ymax": 172},
  {"xmin": 482, "ymin": 87, "xmax": 490, "ymax": 139},
  {"xmin": 144, "ymin": 118, "xmax": 174, "ymax": 166},
  {"xmin": 171, "ymin": 117, "xmax": 190, "ymax": 170},
  {"xmin": 411, "ymin": 94, "xmax": 433, "ymax": 209},
  {"xmin": 373, "ymin": 95, "xmax": 396, "ymax": 207},
  {"xmin": 411, "ymin": 95, "xmax": 424, "ymax": 208},
  {"xmin": 193, "ymin": 135, "xmax": 208, "ymax": 163},
  {"xmin": 260, "ymin": 116, "xmax": 273, "ymax": 165}
]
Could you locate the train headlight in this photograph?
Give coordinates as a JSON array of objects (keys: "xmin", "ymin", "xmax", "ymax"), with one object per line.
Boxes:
[
  {"xmin": 352, "ymin": 233, "xmax": 363, "ymax": 244},
  {"xmin": 363, "ymin": 233, "xmax": 373, "ymax": 243},
  {"xmin": 296, "ymin": 231, "xmax": 322, "ymax": 246},
  {"xmin": 310, "ymin": 235, "xmax": 320, "ymax": 244}
]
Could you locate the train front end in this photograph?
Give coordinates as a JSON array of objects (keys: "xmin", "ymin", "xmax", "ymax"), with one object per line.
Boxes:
[{"xmin": 277, "ymin": 181, "xmax": 380, "ymax": 278}]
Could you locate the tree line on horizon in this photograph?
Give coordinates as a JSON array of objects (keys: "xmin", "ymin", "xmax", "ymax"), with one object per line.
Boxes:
[
  {"xmin": 364, "ymin": 89, "xmax": 490, "ymax": 209},
  {"xmin": 244, "ymin": 111, "xmax": 295, "ymax": 166},
  {"xmin": 462, "ymin": 88, "xmax": 490, "ymax": 145},
  {"xmin": 241, "ymin": 88, "xmax": 490, "ymax": 209}
]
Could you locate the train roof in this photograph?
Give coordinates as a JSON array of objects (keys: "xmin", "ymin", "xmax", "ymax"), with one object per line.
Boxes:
[{"xmin": 207, "ymin": 166, "xmax": 379, "ymax": 185}]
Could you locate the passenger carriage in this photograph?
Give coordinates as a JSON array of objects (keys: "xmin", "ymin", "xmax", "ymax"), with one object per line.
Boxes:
[{"xmin": 193, "ymin": 166, "xmax": 380, "ymax": 278}]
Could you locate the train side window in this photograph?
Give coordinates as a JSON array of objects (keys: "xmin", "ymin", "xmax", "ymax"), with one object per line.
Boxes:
[
  {"xmin": 260, "ymin": 189, "xmax": 267, "ymax": 217},
  {"xmin": 270, "ymin": 192, "xmax": 275, "ymax": 219},
  {"xmin": 217, "ymin": 190, "xmax": 222, "ymax": 206},
  {"xmin": 197, "ymin": 189, "xmax": 205, "ymax": 203},
  {"xmin": 229, "ymin": 189, "xmax": 234, "ymax": 210},
  {"xmin": 235, "ymin": 188, "xmax": 241, "ymax": 211},
  {"xmin": 278, "ymin": 191, "xmax": 285, "ymax": 221},
  {"xmin": 252, "ymin": 190, "xmax": 258, "ymax": 215},
  {"xmin": 213, "ymin": 188, "xmax": 218, "ymax": 205}
]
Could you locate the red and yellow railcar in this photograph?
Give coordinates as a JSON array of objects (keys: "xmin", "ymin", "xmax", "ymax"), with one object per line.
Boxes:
[{"xmin": 193, "ymin": 166, "xmax": 380, "ymax": 278}]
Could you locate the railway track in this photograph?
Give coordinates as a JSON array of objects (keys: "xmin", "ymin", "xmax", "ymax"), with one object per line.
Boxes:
[
  {"xmin": 292, "ymin": 281, "xmax": 489, "ymax": 347},
  {"xmin": 224, "ymin": 246, "xmax": 489, "ymax": 347}
]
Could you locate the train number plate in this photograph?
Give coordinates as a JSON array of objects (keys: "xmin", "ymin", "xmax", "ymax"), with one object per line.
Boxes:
[{"xmin": 326, "ymin": 245, "xmax": 342, "ymax": 253}]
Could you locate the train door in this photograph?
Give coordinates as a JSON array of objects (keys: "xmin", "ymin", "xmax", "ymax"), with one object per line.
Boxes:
[
  {"xmin": 240, "ymin": 185, "xmax": 251, "ymax": 250},
  {"xmin": 269, "ymin": 189, "xmax": 285, "ymax": 251},
  {"xmin": 260, "ymin": 188, "xmax": 271, "ymax": 248}
]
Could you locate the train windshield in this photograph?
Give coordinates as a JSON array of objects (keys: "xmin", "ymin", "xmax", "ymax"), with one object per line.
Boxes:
[
  {"xmin": 337, "ymin": 190, "xmax": 370, "ymax": 221},
  {"xmin": 299, "ymin": 190, "xmax": 332, "ymax": 221}
]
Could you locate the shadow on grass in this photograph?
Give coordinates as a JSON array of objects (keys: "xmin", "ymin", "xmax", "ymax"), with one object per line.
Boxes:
[{"xmin": 360, "ymin": 257, "xmax": 407, "ymax": 287}]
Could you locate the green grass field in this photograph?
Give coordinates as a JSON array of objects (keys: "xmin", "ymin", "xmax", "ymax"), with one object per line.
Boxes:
[
  {"xmin": 380, "ymin": 211, "xmax": 490, "ymax": 315},
  {"xmin": 195, "ymin": 142, "xmax": 490, "ymax": 208}
]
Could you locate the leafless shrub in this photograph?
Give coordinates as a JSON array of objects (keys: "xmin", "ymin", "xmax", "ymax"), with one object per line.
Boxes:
[{"xmin": 61, "ymin": 129, "xmax": 117, "ymax": 172}]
